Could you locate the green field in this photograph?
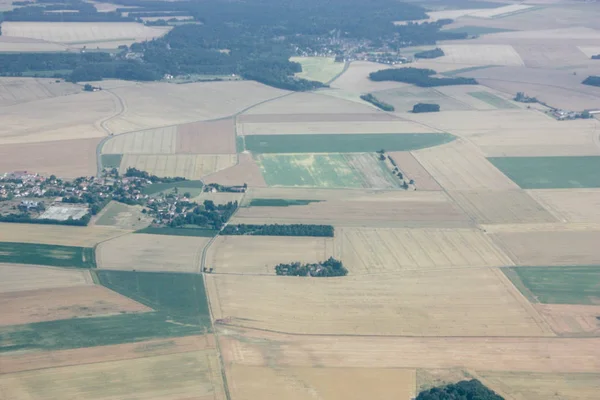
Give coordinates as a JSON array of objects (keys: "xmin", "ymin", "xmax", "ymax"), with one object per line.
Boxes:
[
  {"xmin": 503, "ymin": 266, "xmax": 600, "ymax": 305},
  {"xmin": 248, "ymin": 199, "xmax": 322, "ymax": 207},
  {"xmin": 135, "ymin": 226, "xmax": 218, "ymax": 237},
  {"xmin": 244, "ymin": 133, "xmax": 455, "ymax": 154},
  {"xmin": 101, "ymin": 154, "xmax": 123, "ymax": 169},
  {"xmin": 0, "ymin": 242, "xmax": 96, "ymax": 268},
  {"xmin": 142, "ymin": 180, "xmax": 205, "ymax": 195},
  {"xmin": 488, "ymin": 156, "xmax": 600, "ymax": 189},
  {"xmin": 289, "ymin": 56, "xmax": 346, "ymax": 84},
  {"xmin": 468, "ymin": 91, "xmax": 518, "ymax": 109},
  {"xmin": 442, "ymin": 26, "xmax": 515, "ymax": 35}
]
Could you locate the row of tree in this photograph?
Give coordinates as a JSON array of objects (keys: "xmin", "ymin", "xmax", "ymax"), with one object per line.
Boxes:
[
  {"xmin": 369, "ymin": 67, "xmax": 478, "ymax": 87},
  {"xmin": 275, "ymin": 257, "xmax": 347, "ymax": 277},
  {"xmin": 360, "ymin": 93, "xmax": 395, "ymax": 111},
  {"xmin": 221, "ymin": 224, "xmax": 334, "ymax": 237}
]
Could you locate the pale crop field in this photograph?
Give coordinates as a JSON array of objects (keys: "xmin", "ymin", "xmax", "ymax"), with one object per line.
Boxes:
[
  {"xmin": 534, "ymin": 304, "xmax": 600, "ymax": 337},
  {"xmin": 0, "ymin": 223, "xmax": 129, "ymax": 246},
  {"xmin": 0, "ymin": 78, "xmax": 80, "ymax": 107},
  {"xmin": 102, "ymin": 126, "xmax": 178, "ymax": 155},
  {"xmin": 438, "ymin": 44, "xmax": 524, "ymax": 66},
  {"xmin": 0, "ymin": 264, "xmax": 93, "ymax": 294},
  {"xmin": 0, "ymin": 285, "xmax": 150, "ymax": 326},
  {"xmin": 207, "ymin": 236, "xmax": 334, "ymax": 275},
  {"xmin": 96, "ymin": 233, "xmax": 209, "ymax": 273},
  {"xmin": 206, "ymin": 268, "xmax": 552, "ymax": 337},
  {"xmin": 528, "ymin": 189, "xmax": 600, "ymax": 223},
  {"xmin": 119, "ymin": 154, "xmax": 236, "ymax": 180},
  {"xmin": 237, "ymin": 120, "xmax": 438, "ymax": 135},
  {"xmin": 290, "ymin": 57, "xmax": 346, "ymax": 84},
  {"xmin": 228, "ymin": 365, "xmax": 416, "ymax": 400}
]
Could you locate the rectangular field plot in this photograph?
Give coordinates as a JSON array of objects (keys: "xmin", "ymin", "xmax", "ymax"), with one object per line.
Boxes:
[
  {"xmin": 101, "ymin": 126, "xmax": 178, "ymax": 155},
  {"xmin": 488, "ymin": 156, "xmax": 600, "ymax": 189},
  {"xmin": 528, "ymin": 189, "xmax": 600, "ymax": 223},
  {"xmin": 0, "ymin": 264, "xmax": 92, "ymax": 293},
  {"xmin": 339, "ymin": 228, "xmax": 513, "ymax": 274},
  {"xmin": 0, "ymin": 350, "xmax": 225, "ymax": 400},
  {"xmin": 491, "ymin": 230, "xmax": 600, "ymax": 266},
  {"xmin": 448, "ymin": 190, "xmax": 556, "ymax": 224},
  {"xmin": 467, "ymin": 91, "xmax": 519, "ymax": 109},
  {"xmin": 504, "ymin": 266, "xmax": 600, "ymax": 305},
  {"xmin": 0, "ymin": 242, "xmax": 95, "ymax": 268},
  {"xmin": 206, "ymin": 268, "xmax": 552, "ymax": 336},
  {"xmin": 207, "ymin": 236, "xmax": 334, "ymax": 275},
  {"xmin": 228, "ymin": 365, "xmax": 416, "ymax": 400},
  {"xmin": 244, "ymin": 133, "xmax": 455, "ymax": 153},
  {"xmin": 119, "ymin": 153, "xmax": 237, "ymax": 180},
  {"xmin": 96, "ymin": 233, "xmax": 209, "ymax": 273}
]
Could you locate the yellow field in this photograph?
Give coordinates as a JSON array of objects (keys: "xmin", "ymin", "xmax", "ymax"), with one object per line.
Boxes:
[
  {"xmin": 0, "ymin": 223, "xmax": 129, "ymax": 246},
  {"xmin": 528, "ymin": 189, "xmax": 600, "ymax": 223},
  {"xmin": 228, "ymin": 365, "xmax": 416, "ymax": 400},
  {"xmin": 0, "ymin": 350, "xmax": 225, "ymax": 400},
  {"xmin": 96, "ymin": 233, "xmax": 209, "ymax": 273},
  {"xmin": 237, "ymin": 120, "xmax": 438, "ymax": 135},
  {"xmin": 0, "ymin": 264, "xmax": 93, "ymax": 293},
  {"xmin": 207, "ymin": 268, "xmax": 551, "ymax": 336},
  {"xmin": 119, "ymin": 154, "xmax": 237, "ymax": 180},
  {"xmin": 207, "ymin": 236, "xmax": 334, "ymax": 275},
  {"xmin": 290, "ymin": 57, "xmax": 345, "ymax": 84},
  {"xmin": 102, "ymin": 126, "xmax": 178, "ymax": 154}
]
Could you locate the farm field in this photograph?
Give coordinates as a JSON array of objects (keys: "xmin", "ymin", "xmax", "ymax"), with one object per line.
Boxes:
[
  {"xmin": 528, "ymin": 189, "xmax": 600, "ymax": 222},
  {"xmin": 119, "ymin": 153, "xmax": 237, "ymax": 180},
  {"xmin": 290, "ymin": 57, "xmax": 346, "ymax": 83},
  {"xmin": 0, "ymin": 78, "xmax": 80, "ymax": 107},
  {"xmin": 0, "ymin": 242, "xmax": 96, "ymax": 268},
  {"xmin": 489, "ymin": 156, "xmax": 600, "ymax": 189},
  {"xmin": 96, "ymin": 233, "xmax": 208, "ymax": 273},
  {"xmin": 94, "ymin": 201, "xmax": 152, "ymax": 230},
  {"xmin": 237, "ymin": 120, "xmax": 439, "ymax": 135},
  {"xmin": 206, "ymin": 268, "xmax": 551, "ymax": 337},
  {"xmin": 0, "ymin": 223, "xmax": 129, "ymax": 246},
  {"xmin": 0, "ymin": 264, "xmax": 93, "ymax": 293},
  {"xmin": 207, "ymin": 236, "xmax": 334, "ymax": 275}
]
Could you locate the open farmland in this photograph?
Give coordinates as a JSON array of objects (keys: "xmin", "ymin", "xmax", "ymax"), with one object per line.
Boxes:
[
  {"xmin": 0, "ymin": 242, "xmax": 96, "ymax": 268},
  {"xmin": 207, "ymin": 236, "xmax": 334, "ymax": 275},
  {"xmin": 528, "ymin": 189, "xmax": 600, "ymax": 222},
  {"xmin": 489, "ymin": 156, "xmax": 600, "ymax": 189},
  {"xmin": 94, "ymin": 201, "xmax": 152, "ymax": 230},
  {"xmin": 206, "ymin": 268, "xmax": 551, "ymax": 337},
  {"xmin": 0, "ymin": 264, "xmax": 92, "ymax": 293},
  {"xmin": 0, "ymin": 285, "xmax": 151, "ymax": 326},
  {"xmin": 96, "ymin": 233, "xmax": 209, "ymax": 273},
  {"xmin": 290, "ymin": 57, "xmax": 346, "ymax": 83},
  {"xmin": 228, "ymin": 365, "xmax": 416, "ymax": 400},
  {"xmin": 438, "ymin": 44, "xmax": 524, "ymax": 66},
  {"xmin": 119, "ymin": 153, "xmax": 237, "ymax": 180},
  {"xmin": 0, "ymin": 223, "xmax": 129, "ymax": 246},
  {"xmin": 237, "ymin": 120, "xmax": 439, "ymax": 135},
  {"xmin": 0, "ymin": 78, "xmax": 80, "ymax": 107}
]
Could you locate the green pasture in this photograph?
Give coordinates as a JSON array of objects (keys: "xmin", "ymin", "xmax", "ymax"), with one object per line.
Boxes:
[
  {"xmin": 0, "ymin": 242, "xmax": 96, "ymax": 268},
  {"xmin": 488, "ymin": 156, "xmax": 600, "ymax": 189},
  {"xmin": 468, "ymin": 91, "xmax": 518, "ymax": 109},
  {"xmin": 100, "ymin": 154, "xmax": 123, "ymax": 169},
  {"xmin": 503, "ymin": 266, "xmax": 600, "ymax": 305},
  {"xmin": 245, "ymin": 133, "xmax": 455, "ymax": 154},
  {"xmin": 141, "ymin": 180, "xmax": 204, "ymax": 196},
  {"xmin": 134, "ymin": 226, "xmax": 218, "ymax": 237},
  {"xmin": 248, "ymin": 199, "xmax": 322, "ymax": 207}
]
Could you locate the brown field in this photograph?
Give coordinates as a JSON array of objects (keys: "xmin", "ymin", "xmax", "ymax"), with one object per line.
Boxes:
[
  {"xmin": 233, "ymin": 190, "xmax": 472, "ymax": 228},
  {"xmin": 228, "ymin": 365, "xmax": 416, "ymax": 400},
  {"xmin": 411, "ymin": 140, "xmax": 519, "ymax": 190},
  {"xmin": 0, "ymin": 36, "xmax": 68, "ymax": 52},
  {"xmin": 119, "ymin": 154, "xmax": 237, "ymax": 180},
  {"xmin": 479, "ymin": 371, "xmax": 600, "ymax": 400},
  {"xmin": 202, "ymin": 152, "xmax": 266, "ymax": 187},
  {"xmin": 206, "ymin": 267, "xmax": 551, "ymax": 336},
  {"xmin": 490, "ymin": 229, "xmax": 600, "ymax": 266},
  {"xmin": 387, "ymin": 151, "xmax": 442, "ymax": 190},
  {"xmin": 528, "ymin": 189, "xmax": 600, "ymax": 223},
  {"xmin": 207, "ymin": 236, "xmax": 333, "ymax": 275},
  {"xmin": 105, "ymin": 81, "xmax": 287, "ymax": 134},
  {"xmin": 0, "ymin": 350, "xmax": 225, "ymax": 400},
  {"xmin": 0, "ymin": 264, "xmax": 93, "ymax": 294},
  {"xmin": 219, "ymin": 328, "xmax": 599, "ymax": 373},
  {"xmin": 237, "ymin": 113, "xmax": 399, "ymax": 123},
  {"xmin": 338, "ymin": 228, "xmax": 513, "ymax": 274},
  {"xmin": 0, "ymin": 285, "xmax": 151, "ymax": 326},
  {"xmin": 534, "ymin": 304, "xmax": 600, "ymax": 337},
  {"xmin": 0, "ymin": 137, "xmax": 101, "ymax": 178},
  {"xmin": 0, "ymin": 223, "xmax": 129, "ymax": 246},
  {"xmin": 243, "ymin": 91, "xmax": 380, "ymax": 115},
  {"xmin": 448, "ymin": 190, "xmax": 557, "ymax": 224},
  {"xmin": 176, "ymin": 119, "xmax": 236, "ymax": 154},
  {"xmin": 101, "ymin": 126, "xmax": 178, "ymax": 155},
  {"xmin": 237, "ymin": 120, "xmax": 438, "ymax": 135},
  {"xmin": 0, "ymin": 78, "xmax": 80, "ymax": 107},
  {"xmin": 96, "ymin": 233, "xmax": 209, "ymax": 273}
]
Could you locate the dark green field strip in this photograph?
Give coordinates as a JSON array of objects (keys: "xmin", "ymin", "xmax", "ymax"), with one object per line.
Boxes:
[
  {"xmin": 248, "ymin": 199, "xmax": 322, "ymax": 207},
  {"xmin": 141, "ymin": 180, "xmax": 204, "ymax": 195},
  {"xmin": 100, "ymin": 154, "xmax": 123, "ymax": 169},
  {"xmin": 244, "ymin": 133, "xmax": 455, "ymax": 153},
  {"xmin": 0, "ymin": 242, "xmax": 96, "ymax": 268},
  {"xmin": 134, "ymin": 226, "xmax": 219, "ymax": 237},
  {"xmin": 95, "ymin": 271, "xmax": 211, "ymax": 325},
  {"xmin": 488, "ymin": 156, "xmax": 600, "ymax": 189},
  {"xmin": 503, "ymin": 266, "xmax": 600, "ymax": 305}
]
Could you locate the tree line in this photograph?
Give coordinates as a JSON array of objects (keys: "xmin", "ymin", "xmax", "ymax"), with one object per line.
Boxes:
[
  {"xmin": 369, "ymin": 67, "xmax": 478, "ymax": 87},
  {"xmin": 221, "ymin": 224, "xmax": 334, "ymax": 237},
  {"xmin": 275, "ymin": 257, "xmax": 347, "ymax": 277}
]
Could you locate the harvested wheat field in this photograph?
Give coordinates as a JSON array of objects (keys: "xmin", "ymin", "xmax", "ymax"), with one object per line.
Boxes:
[
  {"xmin": 412, "ymin": 140, "xmax": 519, "ymax": 191},
  {"xmin": 176, "ymin": 119, "xmax": 236, "ymax": 154},
  {"xmin": 102, "ymin": 126, "xmax": 178, "ymax": 155},
  {"xmin": 0, "ymin": 78, "xmax": 80, "ymax": 107},
  {"xmin": 0, "ymin": 264, "xmax": 93, "ymax": 294},
  {"xmin": 479, "ymin": 371, "xmax": 600, "ymax": 400},
  {"xmin": 237, "ymin": 120, "xmax": 437, "ymax": 135},
  {"xmin": 206, "ymin": 268, "xmax": 551, "ymax": 337},
  {"xmin": 207, "ymin": 236, "xmax": 334, "ymax": 275},
  {"xmin": 0, "ymin": 285, "xmax": 151, "ymax": 326},
  {"xmin": 534, "ymin": 304, "xmax": 600, "ymax": 336},
  {"xmin": 0, "ymin": 137, "xmax": 101, "ymax": 178},
  {"xmin": 528, "ymin": 189, "xmax": 600, "ymax": 223},
  {"xmin": 0, "ymin": 223, "xmax": 129, "ymax": 246},
  {"xmin": 233, "ymin": 191, "xmax": 472, "ymax": 228},
  {"xmin": 119, "ymin": 154, "xmax": 236, "ymax": 180},
  {"xmin": 387, "ymin": 152, "xmax": 441, "ymax": 190},
  {"xmin": 448, "ymin": 190, "xmax": 557, "ymax": 224},
  {"xmin": 0, "ymin": 350, "xmax": 226, "ymax": 400},
  {"xmin": 338, "ymin": 228, "xmax": 513, "ymax": 274},
  {"xmin": 490, "ymin": 229, "xmax": 600, "ymax": 266},
  {"xmin": 105, "ymin": 81, "xmax": 287, "ymax": 134},
  {"xmin": 219, "ymin": 328, "xmax": 599, "ymax": 373},
  {"xmin": 97, "ymin": 233, "xmax": 208, "ymax": 273},
  {"xmin": 244, "ymin": 91, "xmax": 380, "ymax": 115},
  {"xmin": 438, "ymin": 45, "xmax": 524, "ymax": 66},
  {"xmin": 202, "ymin": 153, "xmax": 266, "ymax": 187},
  {"xmin": 228, "ymin": 365, "xmax": 416, "ymax": 400}
]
